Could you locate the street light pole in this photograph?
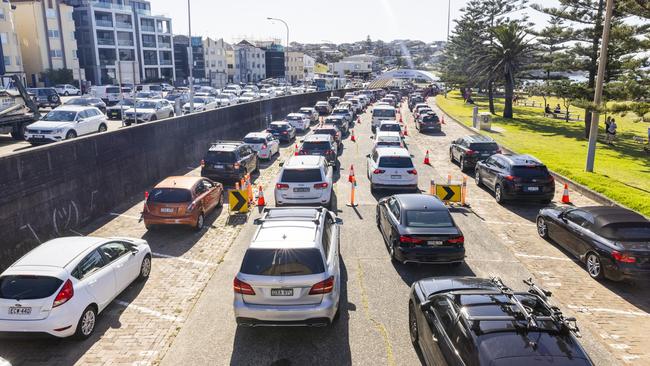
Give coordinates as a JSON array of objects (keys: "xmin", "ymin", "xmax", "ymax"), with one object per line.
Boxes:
[
  {"xmin": 585, "ymin": 0, "xmax": 614, "ymax": 172},
  {"xmin": 447, "ymin": 0, "xmax": 451, "ymax": 41},
  {"xmin": 267, "ymin": 17, "xmax": 289, "ymax": 83},
  {"xmin": 187, "ymin": 0, "xmax": 194, "ymax": 114}
]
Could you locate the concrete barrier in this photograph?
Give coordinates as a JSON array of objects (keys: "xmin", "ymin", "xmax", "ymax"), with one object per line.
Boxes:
[{"xmin": 0, "ymin": 90, "xmax": 352, "ymax": 270}]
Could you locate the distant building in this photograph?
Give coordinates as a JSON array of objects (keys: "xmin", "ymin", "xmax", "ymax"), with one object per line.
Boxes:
[
  {"xmin": 303, "ymin": 54, "xmax": 315, "ymax": 81},
  {"xmin": 203, "ymin": 37, "xmax": 228, "ymax": 88},
  {"xmin": 0, "ymin": 1, "xmax": 24, "ymax": 78},
  {"xmin": 286, "ymin": 51, "xmax": 304, "ymax": 83},
  {"xmin": 262, "ymin": 43, "xmax": 284, "ymax": 80},
  {"xmin": 173, "ymin": 35, "xmax": 204, "ymax": 84},
  {"xmin": 234, "ymin": 40, "xmax": 265, "ymax": 83}
]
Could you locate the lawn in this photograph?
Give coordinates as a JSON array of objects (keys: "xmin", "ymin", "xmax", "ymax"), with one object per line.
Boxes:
[{"xmin": 436, "ymin": 91, "xmax": 650, "ymax": 217}]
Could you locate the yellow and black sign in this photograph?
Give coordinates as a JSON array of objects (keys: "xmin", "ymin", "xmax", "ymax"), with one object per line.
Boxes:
[
  {"xmin": 434, "ymin": 184, "xmax": 462, "ymax": 203},
  {"xmin": 229, "ymin": 190, "xmax": 249, "ymax": 213}
]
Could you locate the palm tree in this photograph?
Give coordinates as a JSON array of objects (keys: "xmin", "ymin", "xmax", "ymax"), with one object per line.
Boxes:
[{"xmin": 473, "ymin": 22, "xmax": 533, "ymax": 118}]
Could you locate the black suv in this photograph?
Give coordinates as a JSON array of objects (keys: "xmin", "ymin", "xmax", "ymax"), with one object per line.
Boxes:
[
  {"xmin": 298, "ymin": 134, "xmax": 337, "ymax": 167},
  {"xmin": 266, "ymin": 121, "xmax": 296, "ymax": 143},
  {"xmin": 408, "ymin": 95, "xmax": 423, "ymax": 111},
  {"xmin": 409, "ymin": 277, "xmax": 593, "ymax": 366},
  {"xmin": 200, "ymin": 141, "xmax": 259, "ymax": 182},
  {"xmin": 450, "ymin": 135, "xmax": 500, "ymax": 172},
  {"xmin": 475, "ymin": 154, "xmax": 555, "ymax": 204},
  {"xmin": 323, "ymin": 115, "xmax": 349, "ymax": 135},
  {"xmin": 27, "ymin": 88, "xmax": 61, "ymax": 109}
]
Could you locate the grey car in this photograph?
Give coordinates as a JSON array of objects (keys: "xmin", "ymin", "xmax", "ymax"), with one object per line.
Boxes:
[{"xmin": 234, "ymin": 207, "xmax": 341, "ymax": 327}]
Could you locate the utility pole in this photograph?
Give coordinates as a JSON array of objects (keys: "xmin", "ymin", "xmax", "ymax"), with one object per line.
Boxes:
[
  {"xmin": 187, "ymin": 0, "xmax": 194, "ymax": 114},
  {"xmin": 585, "ymin": 0, "xmax": 614, "ymax": 172}
]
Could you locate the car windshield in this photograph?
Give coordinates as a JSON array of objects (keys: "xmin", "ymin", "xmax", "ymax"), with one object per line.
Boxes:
[
  {"xmin": 379, "ymin": 156, "xmax": 414, "ymax": 168},
  {"xmin": 240, "ymin": 248, "xmax": 325, "ymax": 276},
  {"xmin": 302, "ymin": 141, "xmax": 331, "ymax": 150},
  {"xmin": 42, "ymin": 110, "xmax": 77, "ymax": 122},
  {"xmin": 118, "ymin": 99, "xmax": 135, "ymax": 106},
  {"xmin": 598, "ymin": 223, "xmax": 650, "ymax": 241},
  {"xmin": 378, "ymin": 136, "xmax": 401, "ymax": 144},
  {"xmin": 244, "ymin": 137, "xmax": 266, "ymax": 144},
  {"xmin": 511, "ymin": 166, "xmax": 549, "ymax": 178},
  {"xmin": 67, "ymin": 98, "xmax": 92, "ymax": 105},
  {"xmin": 374, "ymin": 109, "xmax": 396, "ymax": 118},
  {"xmin": 205, "ymin": 151, "xmax": 236, "ymax": 163},
  {"xmin": 268, "ymin": 124, "xmax": 289, "ymax": 131},
  {"xmin": 380, "ymin": 124, "xmax": 401, "ymax": 132},
  {"xmin": 106, "ymin": 87, "xmax": 120, "ymax": 94},
  {"xmin": 148, "ymin": 188, "xmax": 192, "ymax": 203},
  {"xmin": 286, "ymin": 115, "xmax": 302, "ymax": 121},
  {"xmin": 193, "ymin": 97, "xmax": 208, "ymax": 104},
  {"xmin": 406, "ymin": 210, "xmax": 454, "ymax": 228},
  {"xmin": 242, "ymin": 93, "xmax": 256, "ymax": 97},
  {"xmin": 281, "ymin": 168, "xmax": 323, "ymax": 182},
  {"xmin": 135, "ymin": 101, "xmax": 158, "ymax": 109},
  {"xmin": 0, "ymin": 275, "xmax": 63, "ymax": 300}
]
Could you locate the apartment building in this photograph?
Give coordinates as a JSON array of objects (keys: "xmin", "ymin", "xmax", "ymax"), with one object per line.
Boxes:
[
  {"xmin": 285, "ymin": 51, "xmax": 303, "ymax": 84},
  {"xmin": 303, "ymin": 54, "xmax": 315, "ymax": 81},
  {"xmin": 173, "ymin": 35, "xmax": 204, "ymax": 84},
  {"xmin": 233, "ymin": 40, "xmax": 265, "ymax": 84},
  {"xmin": 13, "ymin": 0, "xmax": 84, "ymax": 87},
  {"xmin": 203, "ymin": 37, "xmax": 227, "ymax": 88},
  {"xmin": 0, "ymin": 0, "xmax": 24, "ymax": 77}
]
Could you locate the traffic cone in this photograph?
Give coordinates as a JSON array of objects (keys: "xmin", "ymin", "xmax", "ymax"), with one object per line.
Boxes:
[
  {"xmin": 348, "ymin": 164, "xmax": 355, "ymax": 183},
  {"xmin": 403, "ymin": 124, "xmax": 408, "ymax": 136},
  {"xmin": 441, "ymin": 115, "xmax": 446, "ymax": 124},
  {"xmin": 400, "ymin": 114, "xmax": 403, "ymax": 123},
  {"xmin": 561, "ymin": 183, "xmax": 571, "ymax": 204},
  {"xmin": 294, "ymin": 143, "xmax": 299, "ymax": 156},
  {"xmin": 423, "ymin": 150, "xmax": 430, "ymax": 165},
  {"xmin": 351, "ymin": 129, "xmax": 356, "ymax": 142},
  {"xmin": 257, "ymin": 185, "xmax": 265, "ymax": 207}
]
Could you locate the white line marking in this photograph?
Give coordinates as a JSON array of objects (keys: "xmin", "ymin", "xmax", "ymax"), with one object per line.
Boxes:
[
  {"xmin": 109, "ymin": 212, "xmax": 142, "ymax": 220},
  {"xmin": 152, "ymin": 252, "xmax": 216, "ymax": 267},
  {"xmin": 515, "ymin": 253, "xmax": 573, "ymax": 261},
  {"xmin": 0, "ymin": 356, "xmax": 12, "ymax": 366},
  {"xmin": 114, "ymin": 300, "xmax": 182, "ymax": 322},
  {"xmin": 567, "ymin": 305, "xmax": 650, "ymax": 317}
]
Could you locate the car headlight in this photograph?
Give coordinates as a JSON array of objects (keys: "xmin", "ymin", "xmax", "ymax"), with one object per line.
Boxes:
[{"xmin": 53, "ymin": 128, "xmax": 65, "ymax": 134}]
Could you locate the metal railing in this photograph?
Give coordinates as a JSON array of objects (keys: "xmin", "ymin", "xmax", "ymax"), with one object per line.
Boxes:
[{"xmin": 95, "ymin": 19, "xmax": 113, "ymax": 27}]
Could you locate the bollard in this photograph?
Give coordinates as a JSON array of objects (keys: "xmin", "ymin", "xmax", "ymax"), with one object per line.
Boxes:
[
  {"xmin": 346, "ymin": 177, "xmax": 358, "ymax": 207},
  {"xmin": 430, "ymin": 179, "xmax": 435, "ymax": 196},
  {"xmin": 461, "ymin": 176, "xmax": 467, "ymax": 206},
  {"xmin": 447, "ymin": 174, "xmax": 452, "ymax": 185}
]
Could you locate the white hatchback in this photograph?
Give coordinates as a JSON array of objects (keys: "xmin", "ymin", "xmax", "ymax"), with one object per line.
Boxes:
[
  {"xmin": 243, "ymin": 132, "xmax": 280, "ymax": 160},
  {"xmin": 275, "ymin": 155, "xmax": 333, "ymax": 208},
  {"xmin": 367, "ymin": 147, "xmax": 418, "ymax": 193},
  {"xmin": 0, "ymin": 237, "xmax": 151, "ymax": 339},
  {"xmin": 285, "ymin": 113, "xmax": 310, "ymax": 132},
  {"xmin": 374, "ymin": 131, "xmax": 405, "ymax": 149},
  {"xmin": 25, "ymin": 106, "xmax": 107, "ymax": 144}
]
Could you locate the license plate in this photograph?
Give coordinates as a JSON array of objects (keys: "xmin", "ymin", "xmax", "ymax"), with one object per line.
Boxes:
[
  {"xmin": 294, "ymin": 187, "xmax": 309, "ymax": 192},
  {"xmin": 34, "ymin": 135, "xmax": 44, "ymax": 139},
  {"xmin": 526, "ymin": 186, "xmax": 540, "ymax": 192},
  {"xmin": 391, "ymin": 175, "xmax": 401, "ymax": 179},
  {"xmin": 9, "ymin": 307, "xmax": 31, "ymax": 315},
  {"xmin": 271, "ymin": 288, "xmax": 293, "ymax": 296},
  {"xmin": 160, "ymin": 207, "xmax": 174, "ymax": 213},
  {"xmin": 213, "ymin": 164, "xmax": 224, "ymax": 169},
  {"xmin": 427, "ymin": 240, "xmax": 444, "ymax": 246}
]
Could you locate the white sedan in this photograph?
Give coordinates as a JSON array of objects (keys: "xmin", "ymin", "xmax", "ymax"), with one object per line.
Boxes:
[
  {"xmin": 285, "ymin": 113, "xmax": 310, "ymax": 132},
  {"xmin": 182, "ymin": 96, "xmax": 217, "ymax": 114},
  {"xmin": 0, "ymin": 236, "xmax": 151, "ymax": 339},
  {"xmin": 243, "ymin": 132, "xmax": 280, "ymax": 160}
]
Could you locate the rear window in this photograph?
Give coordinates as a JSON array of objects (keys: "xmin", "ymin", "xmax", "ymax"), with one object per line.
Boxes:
[
  {"xmin": 268, "ymin": 124, "xmax": 289, "ymax": 131},
  {"xmin": 281, "ymin": 168, "xmax": 323, "ymax": 182},
  {"xmin": 240, "ymin": 248, "xmax": 325, "ymax": 276},
  {"xmin": 148, "ymin": 188, "xmax": 192, "ymax": 203},
  {"xmin": 598, "ymin": 224, "xmax": 650, "ymax": 241},
  {"xmin": 379, "ymin": 156, "xmax": 414, "ymax": 168},
  {"xmin": 406, "ymin": 210, "xmax": 454, "ymax": 228},
  {"xmin": 373, "ymin": 109, "xmax": 396, "ymax": 118},
  {"xmin": 205, "ymin": 151, "xmax": 237, "ymax": 163},
  {"xmin": 244, "ymin": 137, "xmax": 266, "ymax": 144},
  {"xmin": 302, "ymin": 141, "xmax": 332, "ymax": 150},
  {"xmin": 0, "ymin": 275, "xmax": 63, "ymax": 300},
  {"xmin": 511, "ymin": 166, "xmax": 550, "ymax": 178},
  {"xmin": 422, "ymin": 115, "xmax": 439, "ymax": 122},
  {"xmin": 469, "ymin": 142, "xmax": 499, "ymax": 151},
  {"xmin": 106, "ymin": 87, "xmax": 120, "ymax": 94},
  {"xmin": 380, "ymin": 124, "xmax": 401, "ymax": 132},
  {"xmin": 314, "ymin": 129, "xmax": 336, "ymax": 137}
]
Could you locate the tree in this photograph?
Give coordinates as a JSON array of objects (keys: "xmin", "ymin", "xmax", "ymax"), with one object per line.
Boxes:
[
  {"xmin": 473, "ymin": 22, "xmax": 534, "ymax": 118},
  {"xmin": 365, "ymin": 35, "xmax": 373, "ymax": 53},
  {"xmin": 40, "ymin": 68, "xmax": 74, "ymax": 86},
  {"xmin": 549, "ymin": 80, "xmax": 583, "ymax": 122},
  {"xmin": 526, "ymin": 82, "xmax": 552, "ymax": 109},
  {"xmin": 530, "ymin": 15, "xmax": 573, "ymax": 81}
]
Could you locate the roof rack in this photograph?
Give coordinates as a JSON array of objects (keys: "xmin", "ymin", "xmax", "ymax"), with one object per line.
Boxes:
[{"xmin": 253, "ymin": 207, "xmax": 325, "ymax": 225}]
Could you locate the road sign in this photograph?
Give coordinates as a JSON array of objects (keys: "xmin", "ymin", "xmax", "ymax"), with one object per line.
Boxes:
[
  {"xmin": 229, "ymin": 190, "xmax": 249, "ymax": 213},
  {"xmin": 435, "ymin": 184, "xmax": 462, "ymax": 203}
]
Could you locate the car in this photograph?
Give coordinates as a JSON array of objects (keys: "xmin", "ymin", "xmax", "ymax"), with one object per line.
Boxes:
[
  {"xmin": 237, "ymin": 92, "xmax": 259, "ymax": 104},
  {"xmin": 215, "ymin": 93, "xmax": 237, "ymax": 107},
  {"xmin": 379, "ymin": 97, "xmax": 395, "ymax": 106},
  {"xmin": 135, "ymin": 91, "xmax": 163, "ymax": 99},
  {"xmin": 298, "ymin": 134, "xmax": 337, "ymax": 165},
  {"xmin": 376, "ymin": 194, "xmax": 464, "ymax": 264},
  {"xmin": 243, "ymin": 132, "xmax": 280, "ymax": 160},
  {"xmin": 416, "ymin": 113, "xmax": 441, "ymax": 132},
  {"xmin": 323, "ymin": 115, "xmax": 349, "ymax": 135},
  {"xmin": 25, "ymin": 106, "xmax": 107, "ymax": 144},
  {"xmin": 348, "ymin": 98, "xmax": 362, "ymax": 114},
  {"xmin": 65, "ymin": 96, "xmax": 107, "ymax": 114},
  {"xmin": 409, "ymin": 277, "xmax": 593, "ymax": 366},
  {"xmin": 312, "ymin": 125, "xmax": 342, "ymax": 152},
  {"xmin": 377, "ymin": 120, "xmax": 403, "ymax": 137},
  {"xmin": 266, "ymin": 121, "xmax": 296, "ymax": 143},
  {"xmin": 314, "ymin": 101, "xmax": 331, "ymax": 116},
  {"xmin": 200, "ymin": 141, "xmax": 259, "ymax": 182},
  {"xmin": 414, "ymin": 107, "xmax": 433, "ymax": 120},
  {"xmin": 182, "ymin": 96, "xmax": 217, "ymax": 114},
  {"xmin": 54, "ymin": 84, "xmax": 81, "ymax": 96},
  {"xmin": 143, "ymin": 176, "xmax": 223, "ymax": 231},
  {"xmin": 413, "ymin": 103, "xmax": 431, "ymax": 118},
  {"xmin": 89, "ymin": 85, "xmax": 121, "ymax": 105},
  {"xmin": 233, "ymin": 207, "xmax": 341, "ymax": 326},
  {"xmin": 327, "ymin": 96, "xmax": 340, "ymax": 108},
  {"xmin": 0, "ymin": 236, "xmax": 151, "ymax": 339},
  {"xmin": 408, "ymin": 95, "xmax": 424, "ymax": 111},
  {"xmin": 285, "ymin": 113, "xmax": 310, "ymax": 132},
  {"xmin": 27, "ymin": 87, "xmax": 61, "ymax": 109},
  {"xmin": 374, "ymin": 131, "xmax": 404, "ymax": 149},
  {"xmin": 274, "ymin": 155, "xmax": 334, "ymax": 207},
  {"xmin": 371, "ymin": 105, "xmax": 397, "ymax": 133},
  {"xmin": 160, "ymin": 83, "xmax": 174, "ymax": 92},
  {"xmin": 165, "ymin": 92, "xmax": 190, "ymax": 105},
  {"xmin": 536, "ymin": 206, "xmax": 650, "ymax": 281},
  {"xmin": 299, "ymin": 107, "xmax": 319, "ymax": 124},
  {"xmin": 337, "ymin": 101, "xmax": 356, "ymax": 118},
  {"xmin": 258, "ymin": 89, "xmax": 276, "ymax": 99},
  {"xmin": 450, "ymin": 135, "xmax": 501, "ymax": 172},
  {"xmin": 106, "ymin": 98, "xmax": 135, "ymax": 120},
  {"xmin": 367, "ymin": 147, "xmax": 418, "ymax": 193},
  {"xmin": 137, "ymin": 84, "xmax": 163, "ymax": 94},
  {"xmin": 223, "ymin": 84, "xmax": 242, "ymax": 96},
  {"xmin": 475, "ymin": 154, "xmax": 555, "ymax": 204},
  {"xmin": 331, "ymin": 106, "xmax": 353, "ymax": 124},
  {"xmin": 123, "ymin": 99, "xmax": 174, "ymax": 125}
]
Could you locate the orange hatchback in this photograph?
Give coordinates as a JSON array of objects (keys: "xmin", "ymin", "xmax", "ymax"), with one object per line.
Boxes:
[{"xmin": 143, "ymin": 176, "xmax": 223, "ymax": 230}]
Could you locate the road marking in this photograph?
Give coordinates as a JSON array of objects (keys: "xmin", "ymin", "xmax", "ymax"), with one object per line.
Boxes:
[
  {"xmin": 515, "ymin": 253, "xmax": 573, "ymax": 261},
  {"xmin": 0, "ymin": 357, "xmax": 12, "ymax": 366},
  {"xmin": 483, "ymin": 220, "xmax": 536, "ymax": 227},
  {"xmin": 466, "ymin": 258, "xmax": 519, "ymax": 263},
  {"xmin": 152, "ymin": 252, "xmax": 216, "ymax": 267},
  {"xmin": 114, "ymin": 299, "xmax": 183, "ymax": 322},
  {"xmin": 568, "ymin": 305, "xmax": 650, "ymax": 317},
  {"xmin": 109, "ymin": 212, "xmax": 142, "ymax": 220}
]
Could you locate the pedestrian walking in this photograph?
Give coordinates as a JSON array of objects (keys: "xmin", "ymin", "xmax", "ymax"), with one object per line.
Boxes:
[{"xmin": 606, "ymin": 118, "xmax": 617, "ymax": 145}]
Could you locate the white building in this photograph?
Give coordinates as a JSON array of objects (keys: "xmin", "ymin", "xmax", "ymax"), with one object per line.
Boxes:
[
  {"xmin": 286, "ymin": 51, "xmax": 304, "ymax": 83},
  {"xmin": 0, "ymin": 1, "xmax": 24, "ymax": 78},
  {"xmin": 233, "ymin": 40, "xmax": 265, "ymax": 84},
  {"xmin": 203, "ymin": 37, "xmax": 228, "ymax": 88},
  {"xmin": 303, "ymin": 54, "xmax": 315, "ymax": 81}
]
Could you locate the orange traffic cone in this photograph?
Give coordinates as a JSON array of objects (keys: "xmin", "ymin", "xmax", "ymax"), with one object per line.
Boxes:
[
  {"xmin": 561, "ymin": 183, "xmax": 571, "ymax": 204},
  {"xmin": 348, "ymin": 164, "xmax": 355, "ymax": 183},
  {"xmin": 441, "ymin": 115, "xmax": 446, "ymax": 124},
  {"xmin": 423, "ymin": 150, "xmax": 430, "ymax": 165},
  {"xmin": 257, "ymin": 185, "xmax": 265, "ymax": 206},
  {"xmin": 400, "ymin": 114, "xmax": 403, "ymax": 123},
  {"xmin": 403, "ymin": 124, "xmax": 408, "ymax": 136},
  {"xmin": 351, "ymin": 129, "xmax": 356, "ymax": 142},
  {"xmin": 294, "ymin": 143, "xmax": 299, "ymax": 156}
]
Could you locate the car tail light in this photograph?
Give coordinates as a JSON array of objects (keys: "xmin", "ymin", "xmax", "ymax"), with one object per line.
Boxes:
[
  {"xmin": 144, "ymin": 191, "xmax": 149, "ymax": 200},
  {"xmin": 465, "ymin": 150, "xmax": 476, "ymax": 156},
  {"xmin": 314, "ymin": 182, "xmax": 329, "ymax": 189},
  {"xmin": 282, "ymin": 131, "xmax": 288, "ymax": 134},
  {"xmin": 309, "ymin": 276, "xmax": 334, "ymax": 295},
  {"xmin": 400, "ymin": 235, "xmax": 425, "ymax": 245},
  {"xmin": 407, "ymin": 169, "xmax": 417, "ymax": 175},
  {"xmin": 53, "ymin": 279, "xmax": 74, "ymax": 308},
  {"xmin": 276, "ymin": 183, "xmax": 289, "ymax": 190},
  {"xmin": 234, "ymin": 162, "xmax": 240, "ymax": 170},
  {"xmin": 200, "ymin": 159, "xmax": 205, "ymax": 168},
  {"xmin": 233, "ymin": 277, "xmax": 255, "ymax": 295},
  {"xmin": 325, "ymin": 150, "xmax": 334, "ymax": 155},
  {"xmin": 373, "ymin": 169, "xmax": 385, "ymax": 174},
  {"xmin": 262, "ymin": 144, "xmax": 267, "ymax": 149},
  {"xmin": 612, "ymin": 251, "xmax": 636, "ymax": 263},
  {"xmin": 504, "ymin": 175, "xmax": 516, "ymax": 181},
  {"xmin": 447, "ymin": 236, "xmax": 465, "ymax": 244},
  {"xmin": 299, "ymin": 150, "xmax": 308, "ymax": 155}
]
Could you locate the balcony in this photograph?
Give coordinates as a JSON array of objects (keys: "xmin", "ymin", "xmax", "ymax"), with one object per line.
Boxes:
[
  {"xmin": 95, "ymin": 19, "xmax": 113, "ymax": 27},
  {"xmin": 160, "ymin": 59, "xmax": 173, "ymax": 66},
  {"xmin": 91, "ymin": 1, "xmax": 130, "ymax": 12},
  {"xmin": 117, "ymin": 39, "xmax": 134, "ymax": 47},
  {"xmin": 140, "ymin": 25, "xmax": 155, "ymax": 33},
  {"xmin": 116, "ymin": 22, "xmax": 132, "ymax": 29},
  {"xmin": 97, "ymin": 38, "xmax": 115, "ymax": 46}
]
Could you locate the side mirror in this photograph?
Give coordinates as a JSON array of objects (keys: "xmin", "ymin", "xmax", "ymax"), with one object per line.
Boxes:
[
  {"xmin": 131, "ymin": 248, "xmax": 139, "ymax": 255},
  {"xmin": 279, "ymin": 162, "xmax": 284, "ymax": 167},
  {"xmin": 335, "ymin": 217, "xmax": 343, "ymax": 225},
  {"xmin": 365, "ymin": 154, "xmax": 371, "ymax": 158}
]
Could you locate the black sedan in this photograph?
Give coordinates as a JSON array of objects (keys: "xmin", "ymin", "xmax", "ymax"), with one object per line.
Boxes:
[
  {"xmin": 65, "ymin": 97, "xmax": 107, "ymax": 114},
  {"xmin": 106, "ymin": 98, "xmax": 135, "ymax": 120},
  {"xmin": 266, "ymin": 121, "xmax": 296, "ymax": 143},
  {"xmin": 376, "ymin": 194, "xmax": 464, "ymax": 264},
  {"xmin": 537, "ymin": 206, "xmax": 650, "ymax": 281},
  {"xmin": 409, "ymin": 276, "xmax": 593, "ymax": 366}
]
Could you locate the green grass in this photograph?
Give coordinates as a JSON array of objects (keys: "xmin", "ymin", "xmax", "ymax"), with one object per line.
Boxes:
[{"xmin": 436, "ymin": 91, "xmax": 650, "ymax": 217}]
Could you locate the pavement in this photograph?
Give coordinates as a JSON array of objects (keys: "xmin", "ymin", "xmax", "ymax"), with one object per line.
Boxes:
[{"xmin": 0, "ymin": 97, "xmax": 648, "ymax": 366}]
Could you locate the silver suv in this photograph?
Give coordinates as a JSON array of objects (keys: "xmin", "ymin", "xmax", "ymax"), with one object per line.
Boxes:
[
  {"xmin": 233, "ymin": 207, "xmax": 341, "ymax": 327},
  {"xmin": 275, "ymin": 155, "xmax": 334, "ymax": 208}
]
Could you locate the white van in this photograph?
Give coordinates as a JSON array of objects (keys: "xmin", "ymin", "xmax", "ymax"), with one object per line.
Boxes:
[
  {"xmin": 371, "ymin": 105, "xmax": 397, "ymax": 132},
  {"xmin": 90, "ymin": 85, "xmax": 122, "ymax": 104},
  {"xmin": 137, "ymin": 84, "xmax": 164, "ymax": 93}
]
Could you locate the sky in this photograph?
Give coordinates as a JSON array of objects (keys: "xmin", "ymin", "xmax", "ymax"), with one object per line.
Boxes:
[{"xmin": 151, "ymin": 0, "xmax": 554, "ymax": 45}]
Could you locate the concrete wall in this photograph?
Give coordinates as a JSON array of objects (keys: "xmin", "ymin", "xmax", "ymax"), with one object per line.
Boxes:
[{"xmin": 0, "ymin": 90, "xmax": 350, "ymax": 270}]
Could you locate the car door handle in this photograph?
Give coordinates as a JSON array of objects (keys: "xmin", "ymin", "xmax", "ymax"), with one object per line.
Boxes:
[
  {"xmin": 432, "ymin": 335, "xmax": 438, "ymax": 342},
  {"xmin": 88, "ymin": 279, "xmax": 98, "ymax": 286}
]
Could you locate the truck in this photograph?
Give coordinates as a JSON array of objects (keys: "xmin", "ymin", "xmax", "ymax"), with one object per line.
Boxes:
[{"xmin": 0, "ymin": 75, "xmax": 41, "ymax": 140}]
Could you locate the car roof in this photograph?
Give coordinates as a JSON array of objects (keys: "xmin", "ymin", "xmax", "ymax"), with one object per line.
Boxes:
[
  {"xmin": 270, "ymin": 121, "xmax": 290, "ymax": 125},
  {"xmin": 284, "ymin": 155, "xmax": 325, "ymax": 168},
  {"xmin": 315, "ymin": 101, "xmax": 329, "ymax": 105},
  {"xmin": 463, "ymin": 135, "xmax": 495, "ymax": 143},
  {"xmin": 376, "ymin": 131, "xmax": 401, "ymax": 137},
  {"xmin": 209, "ymin": 142, "xmax": 240, "ymax": 151},
  {"xmin": 244, "ymin": 132, "xmax": 269, "ymax": 138},
  {"xmin": 394, "ymin": 194, "xmax": 447, "ymax": 210},
  {"xmin": 314, "ymin": 125, "xmax": 339, "ymax": 131},
  {"xmin": 375, "ymin": 147, "xmax": 410, "ymax": 157},
  {"xmin": 287, "ymin": 113, "xmax": 304, "ymax": 117},
  {"xmin": 579, "ymin": 206, "xmax": 649, "ymax": 227},
  {"xmin": 251, "ymin": 209, "xmax": 323, "ymax": 249},
  {"xmin": 374, "ymin": 104, "xmax": 395, "ymax": 110},
  {"xmin": 11, "ymin": 237, "xmax": 108, "ymax": 269},
  {"xmin": 51, "ymin": 106, "xmax": 93, "ymax": 112},
  {"xmin": 379, "ymin": 120, "xmax": 400, "ymax": 125},
  {"xmin": 500, "ymin": 154, "xmax": 543, "ymax": 166},
  {"xmin": 155, "ymin": 176, "xmax": 200, "ymax": 189},
  {"xmin": 304, "ymin": 134, "xmax": 332, "ymax": 142},
  {"xmin": 417, "ymin": 276, "xmax": 499, "ymax": 297}
]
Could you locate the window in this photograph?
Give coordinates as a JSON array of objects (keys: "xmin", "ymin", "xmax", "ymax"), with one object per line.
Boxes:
[
  {"xmin": 0, "ymin": 33, "xmax": 7, "ymax": 45},
  {"xmin": 3, "ymin": 56, "xmax": 10, "ymax": 66},
  {"xmin": 15, "ymin": 56, "xmax": 21, "ymax": 66},
  {"xmin": 240, "ymin": 248, "xmax": 325, "ymax": 276},
  {"xmin": 433, "ymin": 297, "xmax": 456, "ymax": 329},
  {"xmin": 565, "ymin": 209, "xmax": 593, "ymax": 228},
  {"xmin": 49, "ymin": 50, "xmax": 63, "ymax": 58},
  {"xmin": 47, "ymin": 30, "xmax": 60, "ymax": 38},
  {"xmin": 322, "ymin": 217, "xmax": 333, "ymax": 257},
  {"xmin": 388, "ymin": 198, "xmax": 400, "ymax": 220},
  {"xmin": 99, "ymin": 242, "xmax": 130, "ymax": 263},
  {"xmin": 0, "ymin": 276, "xmax": 63, "ymax": 300},
  {"xmin": 0, "ymin": 8, "xmax": 5, "ymax": 20},
  {"xmin": 74, "ymin": 250, "xmax": 106, "ymax": 279},
  {"xmin": 46, "ymin": 8, "xmax": 56, "ymax": 18}
]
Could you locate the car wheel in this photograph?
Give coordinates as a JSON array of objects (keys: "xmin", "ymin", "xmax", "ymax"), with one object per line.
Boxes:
[
  {"xmin": 536, "ymin": 217, "xmax": 549, "ymax": 239},
  {"xmin": 150, "ymin": 115, "xmax": 157, "ymax": 122},
  {"xmin": 98, "ymin": 124, "xmax": 107, "ymax": 133},
  {"xmin": 459, "ymin": 158, "xmax": 466, "ymax": 172},
  {"xmin": 370, "ymin": 183, "xmax": 377, "ymax": 194},
  {"xmin": 449, "ymin": 149, "xmax": 455, "ymax": 162},
  {"xmin": 586, "ymin": 252, "xmax": 604, "ymax": 280},
  {"xmin": 254, "ymin": 159, "xmax": 260, "ymax": 173},
  {"xmin": 144, "ymin": 223, "xmax": 154, "ymax": 231},
  {"xmin": 138, "ymin": 254, "xmax": 152, "ymax": 281},
  {"xmin": 217, "ymin": 192, "xmax": 223, "ymax": 208},
  {"xmin": 409, "ymin": 301, "xmax": 419, "ymax": 345},
  {"xmin": 495, "ymin": 184, "xmax": 505, "ymax": 204},
  {"xmin": 475, "ymin": 170, "xmax": 482, "ymax": 186},
  {"xmin": 194, "ymin": 213, "xmax": 205, "ymax": 231},
  {"xmin": 389, "ymin": 240, "xmax": 399, "ymax": 262},
  {"xmin": 65, "ymin": 130, "xmax": 77, "ymax": 139},
  {"xmin": 64, "ymin": 91, "xmax": 69, "ymax": 96},
  {"xmin": 169, "ymin": 112, "xmax": 174, "ymax": 118},
  {"xmin": 74, "ymin": 306, "xmax": 97, "ymax": 340}
]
